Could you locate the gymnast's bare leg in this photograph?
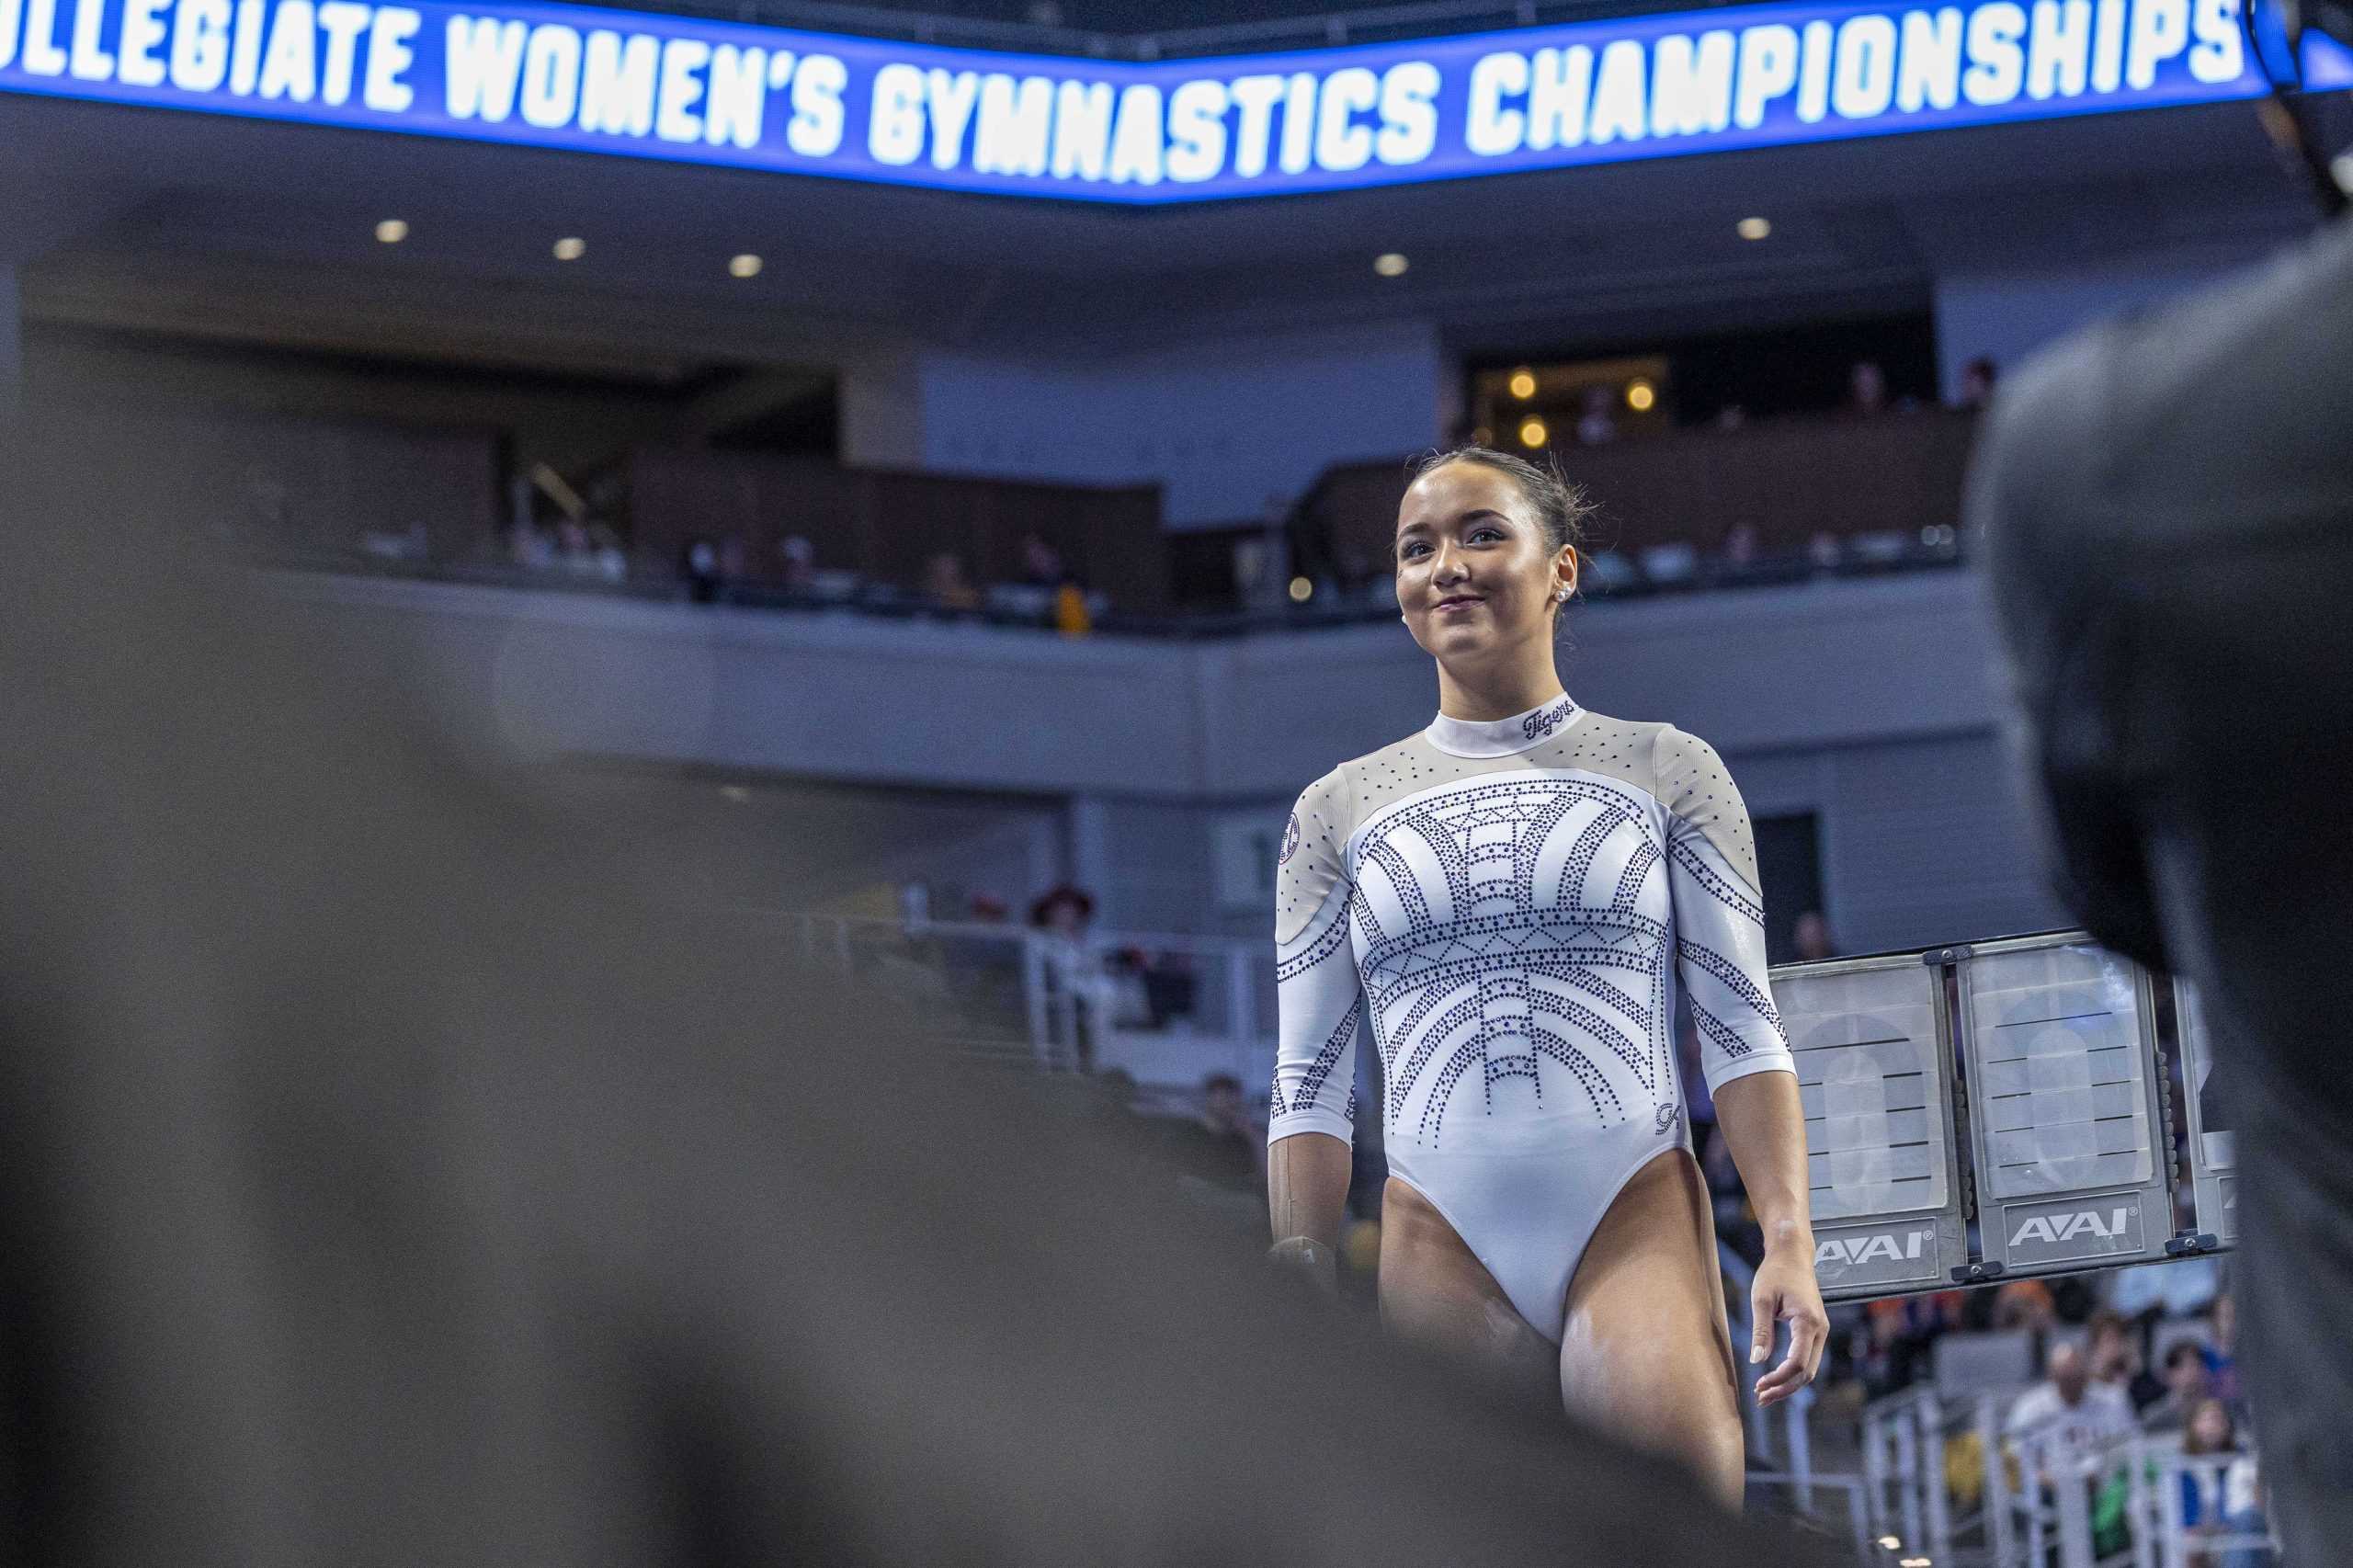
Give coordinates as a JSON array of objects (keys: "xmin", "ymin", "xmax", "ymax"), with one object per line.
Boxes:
[
  {"xmin": 1377, "ymin": 1152, "xmax": 1745, "ymax": 1509},
  {"xmin": 1556, "ymin": 1148, "xmax": 1744, "ymax": 1509}
]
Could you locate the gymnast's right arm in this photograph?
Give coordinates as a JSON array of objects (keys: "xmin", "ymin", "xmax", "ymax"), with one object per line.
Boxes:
[{"xmin": 1267, "ymin": 772, "xmax": 1364, "ymax": 1287}]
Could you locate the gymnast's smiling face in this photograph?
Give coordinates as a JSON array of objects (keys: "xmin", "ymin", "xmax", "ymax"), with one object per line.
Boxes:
[{"xmin": 1394, "ymin": 459, "xmax": 1574, "ymax": 673}]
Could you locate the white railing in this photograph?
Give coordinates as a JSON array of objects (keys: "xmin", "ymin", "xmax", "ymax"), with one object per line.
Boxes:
[
  {"xmin": 793, "ymin": 912, "xmax": 1281, "ymax": 1092},
  {"xmin": 1861, "ymin": 1382, "xmax": 2282, "ymax": 1568}
]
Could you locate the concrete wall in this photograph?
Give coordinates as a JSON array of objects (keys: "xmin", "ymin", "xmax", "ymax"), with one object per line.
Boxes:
[
  {"xmin": 911, "ymin": 319, "xmax": 1448, "ymax": 527},
  {"xmin": 262, "ymin": 566, "xmax": 2070, "ymax": 951}
]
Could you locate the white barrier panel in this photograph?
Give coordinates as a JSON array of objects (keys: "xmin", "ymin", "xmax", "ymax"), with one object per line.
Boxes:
[
  {"xmin": 1958, "ymin": 935, "xmax": 2176, "ymax": 1280},
  {"xmin": 1773, "ymin": 951, "xmax": 1968, "ymax": 1301}
]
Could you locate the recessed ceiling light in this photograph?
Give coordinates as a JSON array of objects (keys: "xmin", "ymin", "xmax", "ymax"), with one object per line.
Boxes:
[
  {"xmin": 1373, "ymin": 252, "xmax": 1409, "ymax": 277},
  {"xmin": 1518, "ymin": 416, "xmax": 1548, "ymax": 449},
  {"xmin": 1626, "ymin": 380, "xmax": 1656, "ymax": 412},
  {"xmin": 374, "ymin": 219, "xmax": 409, "ymax": 244},
  {"xmin": 552, "ymin": 236, "xmax": 585, "ymax": 261},
  {"xmin": 1507, "ymin": 369, "xmax": 1537, "ymax": 400},
  {"xmin": 729, "ymin": 253, "xmax": 763, "ymax": 278},
  {"xmin": 1736, "ymin": 216, "xmax": 1772, "ymax": 240},
  {"xmin": 1287, "ymin": 575, "xmax": 1313, "ymax": 602}
]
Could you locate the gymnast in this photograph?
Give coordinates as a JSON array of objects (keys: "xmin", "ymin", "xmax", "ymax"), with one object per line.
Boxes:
[{"xmin": 1267, "ymin": 446, "xmax": 1825, "ymax": 1506}]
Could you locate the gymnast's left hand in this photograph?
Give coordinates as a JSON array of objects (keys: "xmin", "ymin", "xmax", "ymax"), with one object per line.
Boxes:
[{"xmin": 1746, "ymin": 1244, "xmax": 1827, "ymax": 1408}]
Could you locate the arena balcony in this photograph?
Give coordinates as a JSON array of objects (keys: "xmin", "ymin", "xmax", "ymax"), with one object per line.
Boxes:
[{"xmin": 87, "ymin": 397, "xmax": 1977, "ymax": 635}]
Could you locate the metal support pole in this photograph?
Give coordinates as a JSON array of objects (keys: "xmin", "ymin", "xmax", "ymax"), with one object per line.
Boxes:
[
  {"xmin": 1786, "ymin": 1382, "xmax": 1814, "ymax": 1513},
  {"xmin": 2128, "ymin": 1438, "xmax": 2158, "ymax": 1568},
  {"xmin": 2053, "ymin": 1456, "xmax": 2096, "ymax": 1568},
  {"xmin": 1229, "ymin": 948, "xmax": 1256, "ymax": 1047},
  {"xmin": 1861, "ymin": 1405, "xmax": 1890, "ymax": 1540},
  {"xmin": 1919, "ymin": 1396, "xmax": 1951, "ymax": 1565},
  {"xmin": 2156, "ymin": 1455, "xmax": 2189, "ymax": 1568},
  {"xmin": 1980, "ymin": 1395, "xmax": 2018, "ymax": 1568},
  {"xmin": 1894, "ymin": 1415, "xmax": 1924, "ymax": 1557},
  {"xmin": 1023, "ymin": 937, "xmax": 1054, "ymax": 1069}
]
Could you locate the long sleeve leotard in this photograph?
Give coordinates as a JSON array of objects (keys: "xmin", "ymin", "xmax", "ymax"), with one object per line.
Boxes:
[{"xmin": 1270, "ymin": 694, "xmax": 1795, "ymax": 1341}]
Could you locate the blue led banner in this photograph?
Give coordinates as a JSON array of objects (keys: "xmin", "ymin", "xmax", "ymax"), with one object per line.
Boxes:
[{"xmin": 0, "ymin": 0, "xmax": 2335, "ymax": 200}]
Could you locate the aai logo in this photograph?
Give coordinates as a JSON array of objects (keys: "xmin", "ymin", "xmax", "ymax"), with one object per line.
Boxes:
[
  {"xmin": 2008, "ymin": 1207, "xmax": 2131, "ymax": 1247},
  {"xmin": 1815, "ymin": 1228, "xmax": 1933, "ymax": 1268}
]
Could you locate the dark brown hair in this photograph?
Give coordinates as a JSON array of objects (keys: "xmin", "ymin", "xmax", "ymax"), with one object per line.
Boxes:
[{"xmin": 1408, "ymin": 446, "xmax": 1595, "ymax": 604}]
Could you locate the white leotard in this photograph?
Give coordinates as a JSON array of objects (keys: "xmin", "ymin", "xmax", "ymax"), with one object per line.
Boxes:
[{"xmin": 1269, "ymin": 694, "xmax": 1795, "ymax": 1342}]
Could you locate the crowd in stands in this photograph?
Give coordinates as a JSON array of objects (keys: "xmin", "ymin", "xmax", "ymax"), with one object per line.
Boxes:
[
  {"xmin": 488, "ymin": 512, "xmax": 1116, "ymax": 632},
  {"xmin": 466, "ymin": 352, "xmax": 1999, "ymax": 631}
]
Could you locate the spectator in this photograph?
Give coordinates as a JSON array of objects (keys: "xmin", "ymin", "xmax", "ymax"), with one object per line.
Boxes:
[
  {"xmin": 554, "ymin": 517, "xmax": 597, "ymax": 575},
  {"xmin": 2200, "ymin": 1292, "xmax": 2245, "ymax": 1409},
  {"xmin": 1130, "ymin": 948, "xmax": 1198, "ymax": 1028},
  {"xmin": 1158, "ymin": 1072, "xmax": 1266, "ymax": 1197},
  {"xmin": 777, "ymin": 533, "xmax": 815, "ymax": 591},
  {"xmin": 2087, "ymin": 1307, "xmax": 2164, "ymax": 1412},
  {"xmin": 1792, "ymin": 910, "xmax": 1836, "ymax": 962},
  {"xmin": 2006, "ymin": 1342, "xmax": 2136, "ymax": 1483},
  {"xmin": 925, "ymin": 551, "xmax": 982, "ymax": 612},
  {"xmin": 2144, "ymin": 1340, "xmax": 2216, "ymax": 1435},
  {"xmin": 683, "ymin": 537, "xmax": 722, "ymax": 604},
  {"xmin": 1053, "ymin": 576, "xmax": 1093, "ymax": 637},
  {"xmin": 508, "ymin": 518, "xmax": 555, "ymax": 569},
  {"xmin": 2178, "ymin": 1398, "xmax": 2266, "ymax": 1567},
  {"xmin": 1957, "ymin": 355, "xmax": 1999, "ymax": 410},
  {"xmin": 1993, "ymin": 1276, "xmax": 2058, "ymax": 1334},
  {"xmin": 1719, "ymin": 521, "xmax": 1761, "ymax": 568},
  {"xmin": 1017, "ymin": 532, "xmax": 1067, "ymax": 588},
  {"xmin": 1574, "ymin": 384, "xmax": 1620, "ymax": 446},
  {"xmin": 1029, "ymin": 884, "xmax": 1094, "ymax": 939},
  {"xmin": 586, "ymin": 523, "xmax": 629, "ymax": 582},
  {"xmin": 1029, "ymin": 883, "xmax": 1100, "ymax": 1070},
  {"xmin": 1846, "ymin": 359, "xmax": 1889, "ymax": 416}
]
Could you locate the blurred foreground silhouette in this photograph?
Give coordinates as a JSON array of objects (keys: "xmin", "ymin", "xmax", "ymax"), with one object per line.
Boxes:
[{"xmin": 0, "ymin": 407, "xmax": 1824, "ymax": 1566}]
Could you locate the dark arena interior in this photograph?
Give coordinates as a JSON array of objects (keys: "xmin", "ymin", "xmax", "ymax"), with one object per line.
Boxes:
[{"xmin": 4, "ymin": 0, "xmax": 2352, "ymax": 1562}]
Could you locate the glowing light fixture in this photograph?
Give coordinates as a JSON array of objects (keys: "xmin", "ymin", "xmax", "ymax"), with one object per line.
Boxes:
[
  {"xmin": 1507, "ymin": 369, "xmax": 1538, "ymax": 400},
  {"xmin": 553, "ymin": 236, "xmax": 586, "ymax": 261},
  {"xmin": 1373, "ymin": 252, "xmax": 1409, "ymax": 276},
  {"xmin": 1879, "ymin": 1538, "xmax": 1902, "ymax": 1551},
  {"xmin": 1518, "ymin": 416, "xmax": 1548, "ymax": 448},
  {"xmin": 374, "ymin": 219, "xmax": 408, "ymax": 244},
  {"xmin": 1288, "ymin": 575, "xmax": 1313, "ymax": 602},
  {"xmin": 1626, "ymin": 380, "xmax": 1657, "ymax": 412},
  {"xmin": 729, "ymin": 253, "xmax": 764, "ymax": 278},
  {"xmin": 1737, "ymin": 216, "xmax": 1772, "ymax": 240}
]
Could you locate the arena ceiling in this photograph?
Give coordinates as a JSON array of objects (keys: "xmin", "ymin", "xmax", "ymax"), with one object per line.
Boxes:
[{"xmin": 0, "ymin": 62, "xmax": 2322, "ymax": 381}]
